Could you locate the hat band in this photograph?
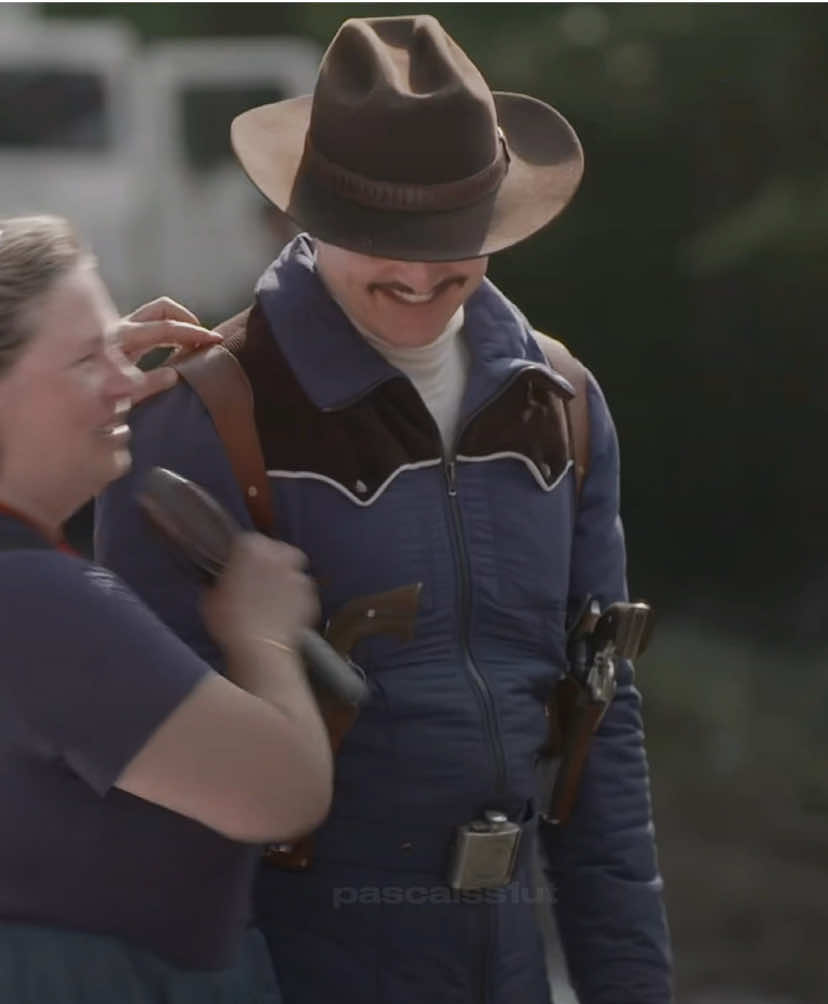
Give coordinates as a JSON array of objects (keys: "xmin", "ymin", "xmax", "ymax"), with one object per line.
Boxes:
[{"xmin": 302, "ymin": 130, "xmax": 510, "ymax": 213}]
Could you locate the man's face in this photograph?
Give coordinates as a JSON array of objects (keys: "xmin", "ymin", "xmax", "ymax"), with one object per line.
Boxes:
[{"xmin": 315, "ymin": 241, "xmax": 488, "ymax": 348}]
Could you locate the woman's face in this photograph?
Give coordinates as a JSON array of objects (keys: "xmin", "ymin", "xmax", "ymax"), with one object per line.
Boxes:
[{"xmin": 0, "ymin": 263, "xmax": 140, "ymax": 520}]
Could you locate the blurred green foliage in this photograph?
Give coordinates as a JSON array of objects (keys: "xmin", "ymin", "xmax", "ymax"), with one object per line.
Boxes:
[
  {"xmin": 642, "ymin": 620, "xmax": 828, "ymax": 1001},
  {"xmin": 45, "ymin": 3, "xmax": 828, "ymax": 646}
]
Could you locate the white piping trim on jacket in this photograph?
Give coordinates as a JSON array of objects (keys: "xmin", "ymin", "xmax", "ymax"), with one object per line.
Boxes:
[
  {"xmin": 267, "ymin": 458, "xmax": 443, "ymax": 506},
  {"xmin": 455, "ymin": 453, "xmax": 573, "ymax": 492},
  {"xmin": 267, "ymin": 453, "xmax": 572, "ymax": 505}
]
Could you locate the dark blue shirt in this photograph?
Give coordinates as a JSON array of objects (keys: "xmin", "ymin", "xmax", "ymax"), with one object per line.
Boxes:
[{"xmin": 0, "ymin": 515, "xmax": 259, "ymax": 970}]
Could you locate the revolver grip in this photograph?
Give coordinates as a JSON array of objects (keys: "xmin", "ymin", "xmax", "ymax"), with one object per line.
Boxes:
[
  {"xmin": 325, "ymin": 582, "xmax": 422, "ymax": 656},
  {"xmin": 595, "ymin": 601, "xmax": 653, "ymax": 659}
]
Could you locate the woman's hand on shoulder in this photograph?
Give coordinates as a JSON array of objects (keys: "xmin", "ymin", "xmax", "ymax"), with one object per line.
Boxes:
[{"xmin": 116, "ymin": 296, "xmax": 224, "ymax": 405}]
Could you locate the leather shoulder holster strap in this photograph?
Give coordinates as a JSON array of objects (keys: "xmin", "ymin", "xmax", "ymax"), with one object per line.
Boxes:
[
  {"xmin": 532, "ymin": 332, "xmax": 604, "ymax": 826},
  {"xmin": 532, "ymin": 331, "xmax": 590, "ymax": 502},
  {"xmin": 174, "ymin": 308, "xmax": 271, "ymax": 533}
]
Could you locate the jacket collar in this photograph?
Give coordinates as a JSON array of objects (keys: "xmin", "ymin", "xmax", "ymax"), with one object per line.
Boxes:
[{"xmin": 255, "ymin": 235, "xmax": 571, "ymax": 415}]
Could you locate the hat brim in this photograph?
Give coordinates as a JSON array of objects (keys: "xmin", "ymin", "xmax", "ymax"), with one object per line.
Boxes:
[{"xmin": 231, "ymin": 92, "xmax": 584, "ymax": 262}]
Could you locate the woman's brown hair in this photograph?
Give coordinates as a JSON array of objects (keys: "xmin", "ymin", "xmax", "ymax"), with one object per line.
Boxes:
[{"xmin": 0, "ymin": 216, "xmax": 90, "ymax": 375}]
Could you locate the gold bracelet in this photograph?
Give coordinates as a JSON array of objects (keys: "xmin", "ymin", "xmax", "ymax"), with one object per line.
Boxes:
[{"xmin": 251, "ymin": 636, "xmax": 297, "ymax": 656}]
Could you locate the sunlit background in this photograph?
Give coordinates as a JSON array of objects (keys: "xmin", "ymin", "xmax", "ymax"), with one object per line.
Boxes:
[{"xmin": 2, "ymin": 5, "xmax": 826, "ymax": 1002}]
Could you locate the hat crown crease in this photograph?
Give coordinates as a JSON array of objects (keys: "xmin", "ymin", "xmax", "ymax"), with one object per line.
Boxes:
[{"xmin": 309, "ymin": 16, "xmax": 500, "ymax": 186}]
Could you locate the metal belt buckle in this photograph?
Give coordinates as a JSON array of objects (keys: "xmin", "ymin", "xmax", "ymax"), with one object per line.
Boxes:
[{"xmin": 446, "ymin": 810, "xmax": 522, "ymax": 890}]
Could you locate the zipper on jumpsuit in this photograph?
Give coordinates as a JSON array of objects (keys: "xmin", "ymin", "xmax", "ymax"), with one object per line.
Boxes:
[
  {"xmin": 443, "ymin": 363, "xmax": 555, "ymax": 1004},
  {"xmin": 325, "ymin": 375, "xmax": 513, "ymax": 803},
  {"xmin": 444, "ymin": 456, "xmax": 500, "ymax": 1004},
  {"xmin": 444, "ymin": 457, "xmax": 507, "ymax": 799},
  {"xmin": 443, "ymin": 362, "xmax": 552, "ymax": 800}
]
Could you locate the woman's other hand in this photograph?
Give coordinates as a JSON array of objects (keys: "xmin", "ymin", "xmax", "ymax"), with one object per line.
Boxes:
[{"xmin": 202, "ymin": 534, "xmax": 320, "ymax": 659}]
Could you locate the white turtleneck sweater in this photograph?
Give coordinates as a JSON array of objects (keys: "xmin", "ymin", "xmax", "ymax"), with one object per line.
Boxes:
[
  {"xmin": 350, "ymin": 307, "xmax": 470, "ymax": 452},
  {"xmin": 314, "ymin": 244, "xmax": 472, "ymax": 450}
]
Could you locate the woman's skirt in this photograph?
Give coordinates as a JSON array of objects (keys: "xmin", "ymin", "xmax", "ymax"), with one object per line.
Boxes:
[{"xmin": 0, "ymin": 921, "xmax": 280, "ymax": 1003}]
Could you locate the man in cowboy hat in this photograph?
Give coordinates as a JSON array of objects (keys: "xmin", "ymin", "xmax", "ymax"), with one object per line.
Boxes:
[{"xmin": 97, "ymin": 14, "xmax": 672, "ymax": 1004}]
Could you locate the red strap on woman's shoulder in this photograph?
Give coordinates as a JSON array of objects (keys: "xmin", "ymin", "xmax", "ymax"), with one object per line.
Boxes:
[{"xmin": 0, "ymin": 501, "xmax": 77, "ymax": 554}]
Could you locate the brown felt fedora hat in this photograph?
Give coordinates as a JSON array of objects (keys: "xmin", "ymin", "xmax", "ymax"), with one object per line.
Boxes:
[{"xmin": 231, "ymin": 15, "xmax": 584, "ymax": 261}]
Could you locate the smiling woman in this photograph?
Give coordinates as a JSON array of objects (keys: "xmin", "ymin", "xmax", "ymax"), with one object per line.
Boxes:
[
  {"xmin": 0, "ymin": 219, "xmax": 139, "ymax": 533},
  {"xmin": 0, "ymin": 217, "xmax": 333, "ymax": 1003}
]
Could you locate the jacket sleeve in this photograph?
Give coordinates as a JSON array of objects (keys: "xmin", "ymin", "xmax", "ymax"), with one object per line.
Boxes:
[
  {"xmin": 94, "ymin": 380, "xmax": 255, "ymax": 669},
  {"xmin": 540, "ymin": 374, "xmax": 674, "ymax": 1003}
]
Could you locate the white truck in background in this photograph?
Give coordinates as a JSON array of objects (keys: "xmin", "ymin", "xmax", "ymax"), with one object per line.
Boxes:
[{"xmin": 0, "ymin": 13, "xmax": 321, "ymax": 320}]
